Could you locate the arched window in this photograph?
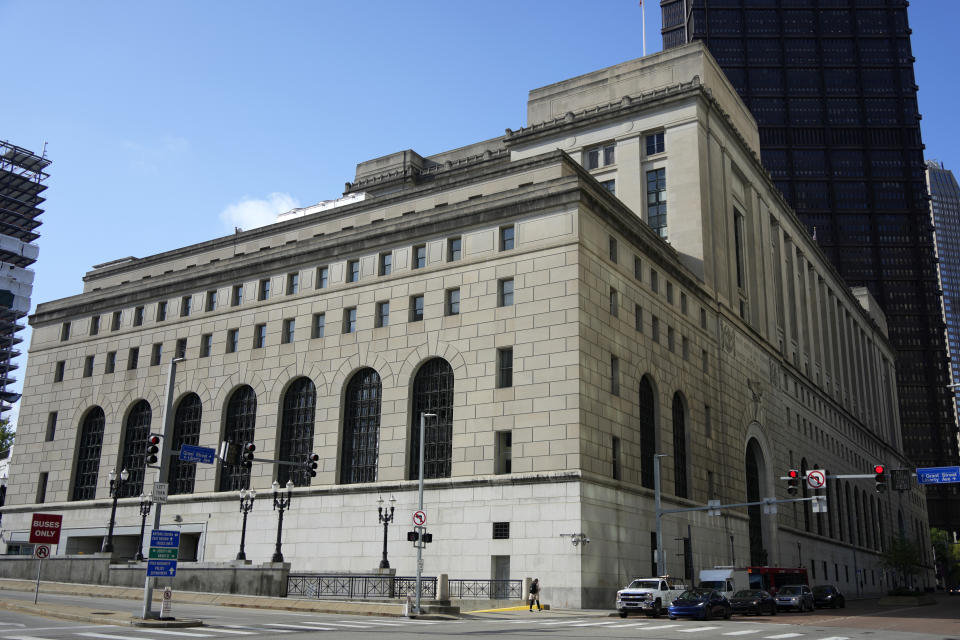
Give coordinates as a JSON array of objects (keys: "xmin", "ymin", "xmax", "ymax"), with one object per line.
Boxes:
[
  {"xmin": 877, "ymin": 501, "xmax": 886, "ymax": 552},
  {"xmin": 672, "ymin": 393, "xmax": 688, "ymax": 498},
  {"xmin": 278, "ymin": 377, "xmax": 316, "ymax": 487},
  {"xmin": 854, "ymin": 489, "xmax": 863, "ymax": 546},
  {"xmin": 826, "ymin": 470, "xmax": 835, "ymax": 538},
  {"xmin": 119, "ymin": 400, "xmax": 152, "ymax": 497},
  {"xmin": 744, "ymin": 439, "xmax": 765, "ymax": 566},
  {"xmin": 341, "ymin": 368, "xmax": 382, "ymax": 484},
  {"xmin": 72, "ymin": 407, "xmax": 105, "ymax": 501},
  {"xmin": 409, "ymin": 358, "xmax": 454, "ymax": 480},
  {"xmin": 800, "ymin": 458, "xmax": 810, "ymax": 532},
  {"xmin": 835, "ymin": 480, "xmax": 845, "ymax": 542},
  {"xmin": 639, "ymin": 376, "xmax": 657, "ymax": 489},
  {"xmin": 168, "ymin": 394, "xmax": 202, "ymax": 495},
  {"xmin": 869, "ymin": 495, "xmax": 879, "ymax": 550},
  {"xmin": 846, "ymin": 483, "xmax": 856, "ymax": 545},
  {"xmin": 863, "ymin": 490, "xmax": 873, "ymax": 549},
  {"xmin": 219, "ymin": 385, "xmax": 257, "ymax": 492}
]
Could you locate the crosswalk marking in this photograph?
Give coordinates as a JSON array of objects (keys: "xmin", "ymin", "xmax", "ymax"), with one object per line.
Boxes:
[
  {"xmin": 264, "ymin": 623, "xmax": 335, "ymax": 631},
  {"xmin": 130, "ymin": 631, "xmax": 212, "ymax": 637},
  {"xmin": 722, "ymin": 631, "xmax": 763, "ymax": 636},
  {"xmin": 80, "ymin": 634, "xmax": 158, "ymax": 640},
  {"xmin": 224, "ymin": 626, "xmax": 291, "ymax": 633},
  {"xmin": 5, "ymin": 636, "xmax": 55, "ymax": 640},
  {"xmin": 679, "ymin": 626, "xmax": 721, "ymax": 633},
  {"xmin": 541, "ymin": 619, "xmax": 587, "ymax": 625},
  {"xmin": 817, "ymin": 637, "xmax": 849, "ymax": 640},
  {"xmin": 0, "ymin": 623, "xmax": 27, "ymax": 627},
  {"xmin": 619, "ymin": 622, "xmax": 651, "ymax": 628},
  {"xmin": 763, "ymin": 634, "xmax": 803, "ymax": 639},
  {"xmin": 641, "ymin": 624, "xmax": 679, "ymax": 630},
  {"xmin": 571, "ymin": 621, "xmax": 620, "ymax": 626},
  {"xmin": 198, "ymin": 629, "xmax": 258, "ymax": 635},
  {"xmin": 298, "ymin": 622, "xmax": 368, "ymax": 629}
]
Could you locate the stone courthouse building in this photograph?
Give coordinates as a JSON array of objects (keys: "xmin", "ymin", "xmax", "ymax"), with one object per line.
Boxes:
[{"xmin": 1, "ymin": 44, "xmax": 933, "ymax": 607}]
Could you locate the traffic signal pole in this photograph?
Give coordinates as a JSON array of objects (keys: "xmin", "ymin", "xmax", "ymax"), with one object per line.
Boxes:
[{"xmin": 413, "ymin": 412, "xmax": 435, "ymax": 617}]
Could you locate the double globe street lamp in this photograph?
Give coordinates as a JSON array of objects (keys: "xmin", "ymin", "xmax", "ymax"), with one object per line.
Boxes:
[
  {"xmin": 134, "ymin": 493, "xmax": 153, "ymax": 561},
  {"xmin": 377, "ymin": 494, "xmax": 396, "ymax": 569},
  {"xmin": 236, "ymin": 488, "xmax": 256, "ymax": 561},
  {"xmin": 101, "ymin": 468, "xmax": 130, "ymax": 553},
  {"xmin": 271, "ymin": 480, "xmax": 294, "ymax": 563}
]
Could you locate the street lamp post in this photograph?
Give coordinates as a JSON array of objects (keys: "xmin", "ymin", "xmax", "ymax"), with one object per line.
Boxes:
[
  {"xmin": 413, "ymin": 412, "xmax": 436, "ymax": 617},
  {"xmin": 271, "ymin": 480, "xmax": 294, "ymax": 563},
  {"xmin": 377, "ymin": 494, "xmax": 396, "ymax": 569},
  {"xmin": 134, "ymin": 493, "xmax": 153, "ymax": 561},
  {"xmin": 237, "ymin": 489, "xmax": 256, "ymax": 561},
  {"xmin": 101, "ymin": 468, "xmax": 130, "ymax": 553}
]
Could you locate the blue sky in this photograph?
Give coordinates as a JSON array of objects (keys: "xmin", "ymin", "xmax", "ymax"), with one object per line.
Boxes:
[{"xmin": 2, "ymin": 1, "xmax": 959, "ymax": 427}]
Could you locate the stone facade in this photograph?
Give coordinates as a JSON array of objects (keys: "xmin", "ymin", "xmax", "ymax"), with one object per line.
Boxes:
[{"xmin": 1, "ymin": 43, "xmax": 932, "ymax": 607}]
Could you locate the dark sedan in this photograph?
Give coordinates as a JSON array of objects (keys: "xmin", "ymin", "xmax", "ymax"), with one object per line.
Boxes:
[
  {"xmin": 812, "ymin": 585, "xmax": 846, "ymax": 609},
  {"xmin": 668, "ymin": 588, "xmax": 732, "ymax": 621},
  {"xmin": 729, "ymin": 589, "xmax": 778, "ymax": 616}
]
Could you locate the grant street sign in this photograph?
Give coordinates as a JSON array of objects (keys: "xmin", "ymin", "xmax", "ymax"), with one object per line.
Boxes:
[
  {"xmin": 178, "ymin": 444, "xmax": 216, "ymax": 464},
  {"xmin": 916, "ymin": 466, "xmax": 960, "ymax": 485}
]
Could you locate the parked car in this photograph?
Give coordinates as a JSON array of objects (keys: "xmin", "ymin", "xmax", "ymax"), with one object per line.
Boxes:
[
  {"xmin": 729, "ymin": 589, "xmax": 778, "ymax": 616},
  {"xmin": 812, "ymin": 585, "xmax": 846, "ymax": 609},
  {"xmin": 776, "ymin": 584, "xmax": 815, "ymax": 612},
  {"xmin": 615, "ymin": 576, "xmax": 689, "ymax": 618},
  {"xmin": 668, "ymin": 588, "xmax": 732, "ymax": 621}
]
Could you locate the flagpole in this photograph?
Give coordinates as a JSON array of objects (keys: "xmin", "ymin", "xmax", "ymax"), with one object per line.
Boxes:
[{"xmin": 641, "ymin": 0, "xmax": 646, "ymax": 56}]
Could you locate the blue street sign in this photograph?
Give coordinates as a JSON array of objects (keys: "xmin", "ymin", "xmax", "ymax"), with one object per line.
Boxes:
[
  {"xmin": 916, "ymin": 466, "xmax": 960, "ymax": 485},
  {"xmin": 178, "ymin": 444, "xmax": 216, "ymax": 464},
  {"xmin": 147, "ymin": 559, "xmax": 178, "ymax": 577},
  {"xmin": 150, "ymin": 530, "xmax": 181, "ymax": 548}
]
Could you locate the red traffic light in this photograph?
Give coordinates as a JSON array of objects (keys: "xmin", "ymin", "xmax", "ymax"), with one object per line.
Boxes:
[
  {"xmin": 148, "ymin": 435, "xmax": 161, "ymax": 446},
  {"xmin": 786, "ymin": 469, "xmax": 800, "ymax": 496},
  {"xmin": 788, "ymin": 469, "xmax": 799, "ymax": 479},
  {"xmin": 874, "ymin": 464, "xmax": 885, "ymax": 475},
  {"xmin": 241, "ymin": 442, "xmax": 256, "ymax": 468}
]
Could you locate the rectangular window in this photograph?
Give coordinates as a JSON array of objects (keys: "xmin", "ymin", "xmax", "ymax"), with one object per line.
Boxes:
[
  {"xmin": 412, "ymin": 245, "xmax": 426, "ymax": 270},
  {"xmin": 375, "ymin": 302, "xmax": 389, "ymax": 328},
  {"xmin": 45, "ymin": 412, "xmax": 58, "ymax": 442},
  {"xmin": 60, "ymin": 322, "xmax": 70, "ymax": 341},
  {"xmin": 254, "ymin": 323, "xmax": 266, "ymax": 348},
  {"xmin": 447, "ymin": 289, "xmax": 460, "ymax": 316},
  {"xmin": 448, "ymin": 237, "xmax": 462, "ymax": 261},
  {"xmin": 585, "ymin": 142, "xmax": 616, "ymax": 169},
  {"xmin": 232, "ymin": 284, "xmax": 244, "ymax": 306},
  {"xmin": 700, "ymin": 307, "xmax": 707, "ymax": 329},
  {"xmin": 54, "ymin": 360, "xmax": 65, "ymax": 382},
  {"xmin": 668, "ymin": 327, "xmax": 675, "ymax": 352},
  {"xmin": 312, "ymin": 313, "xmax": 325, "ymax": 338},
  {"xmin": 634, "ymin": 256, "xmax": 643, "ymax": 280},
  {"xmin": 379, "ymin": 253, "xmax": 392, "ymax": 276},
  {"xmin": 646, "ymin": 131, "xmax": 665, "ymax": 155},
  {"xmin": 497, "ymin": 347, "xmax": 513, "ymax": 388},
  {"xmin": 609, "ymin": 236, "xmax": 618, "ymax": 262},
  {"xmin": 316, "ymin": 266, "xmax": 329, "ymax": 289},
  {"xmin": 344, "ymin": 307, "xmax": 357, "ymax": 333},
  {"xmin": 498, "ymin": 278, "xmax": 514, "ymax": 307},
  {"xmin": 133, "ymin": 306, "xmax": 144, "ymax": 326},
  {"xmin": 258, "ymin": 278, "xmax": 271, "ymax": 300},
  {"xmin": 105, "ymin": 351, "xmax": 116, "ymax": 374},
  {"xmin": 635, "ymin": 303, "xmax": 643, "ymax": 332},
  {"xmin": 666, "ymin": 282, "xmax": 674, "ymax": 304},
  {"xmin": 734, "ymin": 209, "xmax": 746, "ymax": 290},
  {"xmin": 410, "ymin": 295, "xmax": 424, "ymax": 322},
  {"xmin": 175, "ymin": 338, "xmax": 187, "ymax": 359},
  {"xmin": 128, "ymin": 347, "xmax": 139, "ymax": 370},
  {"xmin": 111, "ymin": 310, "xmax": 122, "ymax": 331},
  {"xmin": 650, "ymin": 268, "xmax": 659, "ymax": 293},
  {"xmin": 282, "ymin": 318, "xmax": 295, "ymax": 344},
  {"xmin": 682, "ymin": 336, "xmax": 689, "ymax": 360},
  {"xmin": 612, "ymin": 436, "xmax": 621, "ymax": 480},
  {"xmin": 180, "ymin": 295, "xmax": 192, "ymax": 317},
  {"xmin": 609, "ymin": 287, "xmax": 618, "ymax": 317},
  {"xmin": 89, "ymin": 316, "xmax": 100, "ymax": 336},
  {"xmin": 495, "ymin": 430, "xmax": 512, "ymax": 474},
  {"xmin": 156, "ymin": 301, "xmax": 167, "ymax": 322},
  {"xmin": 611, "ymin": 355, "xmax": 620, "ymax": 395},
  {"xmin": 200, "ymin": 334, "xmax": 212, "ymax": 357},
  {"xmin": 492, "ymin": 522, "xmax": 510, "ymax": 540},
  {"xmin": 500, "ymin": 225, "xmax": 515, "ymax": 251},
  {"xmin": 646, "ymin": 168, "xmax": 668, "ymax": 238},
  {"xmin": 600, "ymin": 179, "xmax": 616, "ymax": 194},
  {"xmin": 704, "ymin": 405, "xmax": 712, "ymax": 439},
  {"xmin": 652, "ymin": 316, "xmax": 660, "ymax": 342},
  {"xmin": 151, "ymin": 343, "xmax": 162, "ymax": 366},
  {"xmin": 226, "ymin": 329, "xmax": 239, "ymax": 353},
  {"xmin": 347, "ymin": 259, "xmax": 360, "ymax": 282},
  {"xmin": 36, "ymin": 472, "xmax": 48, "ymax": 504},
  {"xmin": 83, "ymin": 355, "xmax": 94, "ymax": 378},
  {"xmin": 206, "ymin": 290, "xmax": 217, "ymax": 312},
  {"xmin": 702, "ymin": 349, "xmax": 709, "ymax": 373},
  {"xmin": 287, "ymin": 272, "xmax": 299, "ymax": 295},
  {"xmin": 680, "ymin": 292, "xmax": 688, "ymax": 315}
]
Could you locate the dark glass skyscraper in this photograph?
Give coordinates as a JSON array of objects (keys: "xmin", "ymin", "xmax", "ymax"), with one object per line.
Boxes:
[{"xmin": 662, "ymin": 0, "xmax": 959, "ymax": 532}]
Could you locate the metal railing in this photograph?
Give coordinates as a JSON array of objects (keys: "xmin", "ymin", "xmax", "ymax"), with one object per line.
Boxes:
[
  {"xmin": 287, "ymin": 574, "xmax": 436, "ymax": 600},
  {"xmin": 449, "ymin": 579, "xmax": 522, "ymax": 600}
]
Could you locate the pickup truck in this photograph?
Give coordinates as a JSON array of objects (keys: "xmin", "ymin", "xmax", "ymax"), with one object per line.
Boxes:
[{"xmin": 615, "ymin": 576, "xmax": 690, "ymax": 618}]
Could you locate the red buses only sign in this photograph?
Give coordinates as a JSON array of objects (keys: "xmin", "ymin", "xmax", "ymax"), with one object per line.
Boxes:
[{"xmin": 29, "ymin": 513, "xmax": 63, "ymax": 544}]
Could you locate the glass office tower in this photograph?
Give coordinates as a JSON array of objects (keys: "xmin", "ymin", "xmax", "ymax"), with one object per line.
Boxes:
[{"xmin": 662, "ymin": 0, "xmax": 959, "ymax": 533}]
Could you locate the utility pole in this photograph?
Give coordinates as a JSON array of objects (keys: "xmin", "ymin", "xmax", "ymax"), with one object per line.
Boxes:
[{"xmin": 414, "ymin": 412, "xmax": 435, "ymax": 617}]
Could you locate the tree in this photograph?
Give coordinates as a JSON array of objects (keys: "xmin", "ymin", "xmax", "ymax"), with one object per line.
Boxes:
[
  {"xmin": 931, "ymin": 528, "xmax": 960, "ymax": 589},
  {"xmin": 0, "ymin": 418, "xmax": 13, "ymax": 460},
  {"xmin": 880, "ymin": 535, "xmax": 924, "ymax": 590}
]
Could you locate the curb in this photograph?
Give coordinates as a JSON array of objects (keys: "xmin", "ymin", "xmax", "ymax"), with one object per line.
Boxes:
[{"xmin": 0, "ymin": 599, "xmax": 202, "ymax": 627}]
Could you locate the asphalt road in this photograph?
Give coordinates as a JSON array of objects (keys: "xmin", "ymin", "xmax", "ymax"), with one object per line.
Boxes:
[{"xmin": 0, "ymin": 590, "xmax": 956, "ymax": 640}]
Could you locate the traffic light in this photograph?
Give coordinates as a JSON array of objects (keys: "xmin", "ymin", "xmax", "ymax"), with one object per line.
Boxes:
[
  {"xmin": 874, "ymin": 464, "xmax": 887, "ymax": 493},
  {"xmin": 407, "ymin": 531, "xmax": 419, "ymax": 542},
  {"xmin": 787, "ymin": 469, "xmax": 800, "ymax": 496},
  {"xmin": 304, "ymin": 453, "xmax": 319, "ymax": 478},
  {"xmin": 242, "ymin": 442, "xmax": 256, "ymax": 469},
  {"xmin": 146, "ymin": 435, "xmax": 161, "ymax": 465},
  {"xmin": 422, "ymin": 532, "xmax": 433, "ymax": 543}
]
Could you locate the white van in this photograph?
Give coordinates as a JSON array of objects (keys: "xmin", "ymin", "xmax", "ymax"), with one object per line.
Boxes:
[{"xmin": 698, "ymin": 567, "xmax": 749, "ymax": 599}]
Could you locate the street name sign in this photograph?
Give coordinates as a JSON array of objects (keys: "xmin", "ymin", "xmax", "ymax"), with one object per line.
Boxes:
[
  {"xmin": 179, "ymin": 444, "xmax": 216, "ymax": 464},
  {"xmin": 152, "ymin": 482, "xmax": 169, "ymax": 504},
  {"xmin": 147, "ymin": 560, "xmax": 178, "ymax": 577},
  {"xmin": 29, "ymin": 513, "xmax": 63, "ymax": 544},
  {"xmin": 916, "ymin": 466, "xmax": 960, "ymax": 485},
  {"xmin": 149, "ymin": 547, "xmax": 178, "ymax": 560},
  {"xmin": 150, "ymin": 530, "xmax": 180, "ymax": 548}
]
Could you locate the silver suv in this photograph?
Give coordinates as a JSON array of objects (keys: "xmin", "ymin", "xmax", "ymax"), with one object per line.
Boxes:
[{"xmin": 776, "ymin": 584, "xmax": 815, "ymax": 612}]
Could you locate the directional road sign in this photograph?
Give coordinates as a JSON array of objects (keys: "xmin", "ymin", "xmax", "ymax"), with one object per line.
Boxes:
[
  {"xmin": 916, "ymin": 466, "xmax": 960, "ymax": 485},
  {"xmin": 147, "ymin": 560, "xmax": 178, "ymax": 577},
  {"xmin": 150, "ymin": 530, "xmax": 181, "ymax": 548},
  {"xmin": 149, "ymin": 547, "xmax": 178, "ymax": 560},
  {"xmin": 29, "ymin": 513, "xmax": 63, "ymax": 544},
  {"xmin": 179, "ymin": 444, "xmax": 216, "ymax": 464}
]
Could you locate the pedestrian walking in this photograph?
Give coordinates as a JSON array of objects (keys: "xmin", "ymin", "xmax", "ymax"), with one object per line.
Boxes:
[{"xmin": 528, "ymin": 577, "xmax": 542, "ymax": 611}]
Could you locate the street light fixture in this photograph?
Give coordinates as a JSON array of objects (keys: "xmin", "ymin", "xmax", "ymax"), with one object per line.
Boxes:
[
  {"xmin": 377, "ymin": 494, "xmax": 396, "ymax": 569},
  {"xmin": 237, "ymin": 488, "xmax": 256, "ymax": 561},
  {"xmin": 271, "ymin": 479, "xmax": 294, "ymax": 563},
  {"xmin": 134, "ymin": 493, "xmax": 153, "ymax": 561},
  {"xmin": 101, "ymin": 468, "xmax": 130, "ymax": 553}
]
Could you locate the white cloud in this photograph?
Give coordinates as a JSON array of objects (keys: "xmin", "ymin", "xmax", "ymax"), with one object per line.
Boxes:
[{"xmin": 219, "ymin": 192, "xmax": 300, "ymax": 231}]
